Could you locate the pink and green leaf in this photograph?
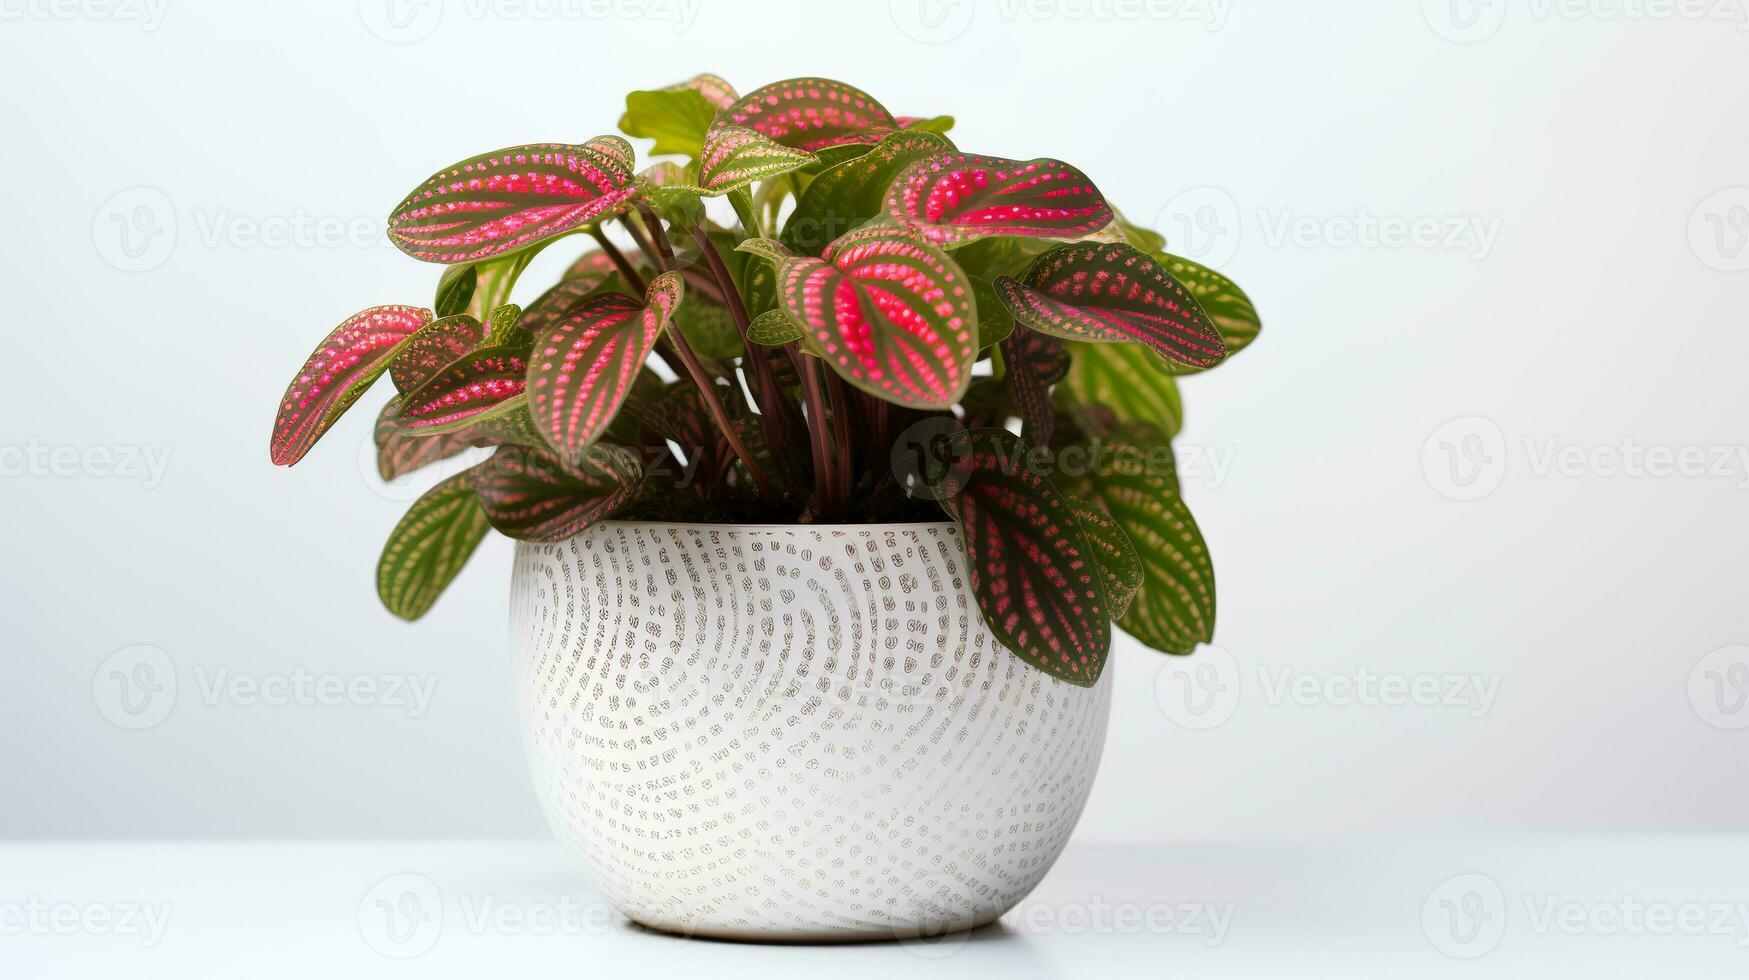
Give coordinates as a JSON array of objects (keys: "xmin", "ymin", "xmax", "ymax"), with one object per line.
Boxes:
[
  {"xmin": 397, "ymin": 345, "xmax": 531, "ymax": 433},
  {"xmin": 526, "ymin": 271, "xmax": 684, "ymax": 462},
  {"xmin": 474, "ymin": 444, "xmax": 642, "ymax": 542},
  {"xmin": 886, "ymin": 153, "xmax": 1113, "ymax": 245},
  {"xmin": 387, "ymin": 142, "xmax": 639, "ymax": 264},
  {"xmin": 1063, "ymin": 497, "xmax": 1143, "ymax": 620},
  {"xmin": 270, "ymin": 305, "xmax": 432, "ymax": 466},
  {"xmin": 780, "ymin": 129, "xmax": 953, "ymax": 255},
  {"xmin": 711, "ymin": 77, "xmax": 897, "ymax": 153},
  {"xmin": 697, "ymin": 125, "xmax": 817, "ymax": 195},
  {"xmin": 995, "ymin": 242, "xmax": 1226, "ymax": 370},
  {"xmin": 739, "ymin": 226, "xmax": 977, "ymax": 408},
  {"xmin": 928, "ymin": 428, "xmax": 1111, "ymax": 686},
  {"xmin": 376, "ymin": 467, "xmax": 491, "ymax": 621},
  {"xmin": 390, "ymin": 313, "xmax": 484, "ymax": 393},
  {"xmin": 1156, "ymin": 251, "xmax": 1261, "ymax": 366}
]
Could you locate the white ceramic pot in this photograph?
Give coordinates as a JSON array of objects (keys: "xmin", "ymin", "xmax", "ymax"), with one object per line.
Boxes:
[{"xmin": 509, "ymin": 521, "xmax": 1113, "ymax": 942}]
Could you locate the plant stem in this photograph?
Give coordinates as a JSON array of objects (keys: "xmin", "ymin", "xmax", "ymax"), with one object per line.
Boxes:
[
  {"xmin": 825, "ymin": 370, "xmax": 854, "ymax": 517},
  {"xmin": 631, "ymin": 206, "xmax": 674, "ymax": 271},
  {"xmin": 589, "ymin": 228, "xmax": 645, "ymax": 294},
  {"xmin": 666, "ymin": 323, "xmax": 774, "ymax": 504},
  {"xmin": 797, "ymin": 355, "xmax": 834, "ymax": 516},
  {"xmin": 686, "ymin": 224, "xmax": 799, "ymax": 452}
]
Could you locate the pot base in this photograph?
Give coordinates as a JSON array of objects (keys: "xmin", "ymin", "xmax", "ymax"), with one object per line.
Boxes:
[{"xmin": 512, "ymin": 522, "xmax": 1114, "ymax": 940}]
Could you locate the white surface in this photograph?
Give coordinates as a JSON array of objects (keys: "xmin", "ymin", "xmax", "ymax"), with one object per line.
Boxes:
[
  {"xmin": 2, "ymin": 1, "xmax": 1748, "ymax": 842},
  {"xmin": 4, "ymin": 837, "xmax": 1748, "ymax": 977}
]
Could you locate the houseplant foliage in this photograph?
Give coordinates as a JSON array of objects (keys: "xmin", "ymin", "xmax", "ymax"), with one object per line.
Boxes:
[{"xmin": 270, "ymin": 75, "xmax": 1261, "ymax": 687}]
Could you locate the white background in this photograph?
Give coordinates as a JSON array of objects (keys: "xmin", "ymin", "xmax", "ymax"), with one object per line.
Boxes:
[{"xmin": 3, "ymin": 0, "xmax": 1747, "ymax": 850}]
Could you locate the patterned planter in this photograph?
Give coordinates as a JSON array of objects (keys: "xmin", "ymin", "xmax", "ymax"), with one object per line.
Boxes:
[{"xmin": 509, "ymin": 521, "xmax": 1113, "ymax": 942}]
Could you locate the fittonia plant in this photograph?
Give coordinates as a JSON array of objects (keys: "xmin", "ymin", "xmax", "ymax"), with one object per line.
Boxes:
[{"xmin": 269, "ymin": 75, "xmax": 1260, "ymax": 687}]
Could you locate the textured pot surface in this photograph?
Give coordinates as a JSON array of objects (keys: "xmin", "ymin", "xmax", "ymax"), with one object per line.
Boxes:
[{"xmin": 509, "ymin": 521, "xmax": 1113, "ymax": 942}]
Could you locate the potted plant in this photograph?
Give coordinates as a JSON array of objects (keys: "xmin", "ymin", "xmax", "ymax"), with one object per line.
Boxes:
[{"xmin": 270, "ymin": 74, "xmax": 1260, "ymax": 942}]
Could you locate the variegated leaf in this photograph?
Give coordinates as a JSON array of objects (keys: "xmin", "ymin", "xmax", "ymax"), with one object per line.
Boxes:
[
  {"xmin": 712, "ymin": 77, "xmax": 897, "ymax": 152},
  {"xmin": 887, "ymin": 153, "xmax": 1113, "ymax": 245},
  {"xmin": 747, "ymin": 308, "xmax": 803, "ymax": 346},
  {"xmin": 674, "ymin": 72, "xmax": 738, "ymax": 109},
  {"xmin": 1061, "ymin": 341, "xmax": 1183, "ymax": 438},
  {"xmin": 387, "ymin": 142, "xmax": 639, "ymax": 263},
  {"xmin": 929, "ymin": 428, "xmax": 1111, "ymax": 686},
  {"xmin": 1064, "ymin": 498, "xmax": 1143, "ymax": 619},
  {"xmin": 374, "ymin": 398, "xmax": 487, "ymax": 481},
  {"xmin": 780, "ymin": 129, "xmax": 952, "ymax": 255},
  {"xmin": 738, "ymin": 226, "xmax": 976, "ymax": 407},
  {"xmin": 1157, "ymin": 251, "xmax": 1261, "ymax": 365},
  {"xmin": 474, "ymin": 444, "xmax": 642, "ymax": 542},
  {"xmin": 1001, "ymin": 328, "xmax": 1067, "ymax": 444},
  {"xmin": 527, "ymin": 271, "xmax": 683, "ymax": 461},
  {"xmin": 397, "ymin": 345, "xmax": 530, "ymax": 432},
  {"xmin": 996, "ymin": 243, "xmax": 1226, "ymax": 370},
  {"xmin": 1089, "ymin": 450, "xmax": 1215, "ymax": 654},
  {"xmin": 376, "ymin": 467, "xmax": 490, "ymax": 621},
  {"xmin": 270, "ymin": 305, "xmax": 432, "ymax": 466},
  {"xmin": 697, "ymin": 125, "xmax": 817, "ymax": 195},
  {"xmin": 390, "ymin": 314, "xmax": 484, "ymax": 393}
]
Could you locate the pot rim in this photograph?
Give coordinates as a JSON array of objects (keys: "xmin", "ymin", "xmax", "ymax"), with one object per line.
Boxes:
[{"xmin": 580, "ymin": 518, "xmax": 961, "ymax": 534}]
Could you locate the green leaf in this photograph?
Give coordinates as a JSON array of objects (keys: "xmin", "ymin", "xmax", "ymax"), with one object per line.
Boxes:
[
  {"xmin": 898, "ymin": 115, "xmax": 955, "ymax": 135},
  {"xmin": 434, "ymin": 265, "xmax": 475, "ymax": 318},
  {"xmin": 746, "ymin": 308, "xmax": 803, "ymax": 346},
  {"xmin": 929, "ymin": 428, "xmax": 1112, "ymax": 686},
  {"xmin": 780, "ymin": 129, "xmax": 952, "ymax": 255},
  {"xmin": 996, "ymin": 242, "xmax": 1226, "ymax": 370},
  {"xmin": 673, "ymin": 297, "xmax": 741, "ymax": 359},
  {"xmin": 474, "ymin": 444, "xmax": 642, "ymax": 542},
  {"xmin": 1088, "ymin": 450, "xmax": 1215, "ymax": 654},
  {"xmin": 376, "ymin": 467, "xmax": 491, "ymax": 621},
  {"xmin": 618, "ymin": 87, "xmax": 717, "ymax": 160},
  {"xmin": 1062, "ymin": 341, "xmax": 1183, "ymax": 438},
  {"xmin": 969, "ymin": 275, "xmax": 1014, "ymax": 349},
  {"xmin": 637, "ymin": 162, "xmax": 705, "ymax": 226}
]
